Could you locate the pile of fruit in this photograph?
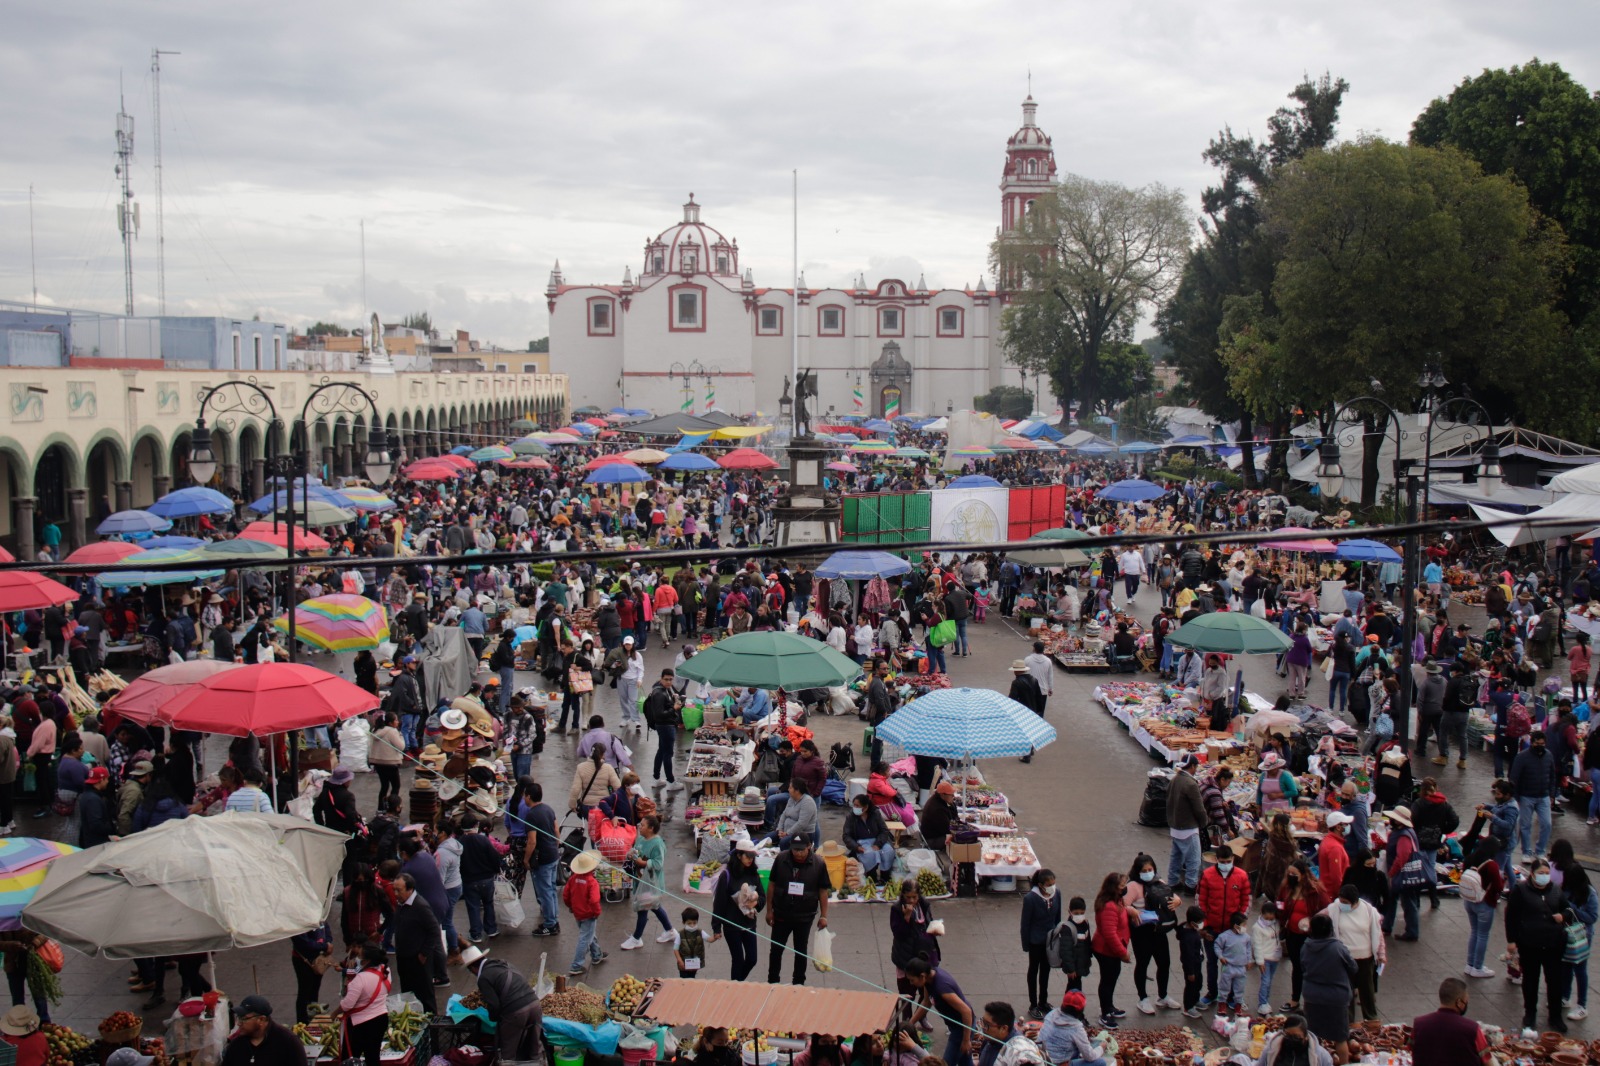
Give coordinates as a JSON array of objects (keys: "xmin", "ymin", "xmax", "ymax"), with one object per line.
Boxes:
[
  {"xmin": 915, "ymin": 868, "xmax": 950, "ymax": 898},
  {"xmin": 291, "ymin": 1016, "xmax": 339, "ymax": 1060},
  {"xmin": 385, "ymin": 1005, "xmax": 427, "ymax": 1052},
  {"xmin": 542, "ymin": 985, "xmax": 607, "ymax": 1025},
  {"xmin": 458, "ymin": 991, "xmax": 485, "ymax": 1010},
  {"xmin": 41, "ymin": 1024, "xmax": 92, "ymax": 1066},
  {"xmin": 607, "ymin": 975, "xmax": 651, "ymax": 1018},
  {"xmin": 97, "ymin": 1013, "xmax": 141, "ymax": 1039}
]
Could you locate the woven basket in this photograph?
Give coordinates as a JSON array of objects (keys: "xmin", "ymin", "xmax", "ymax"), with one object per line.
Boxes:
[{"xmin": 98, "ymin": 1022, "xmax": 143, "ymax": 1047}]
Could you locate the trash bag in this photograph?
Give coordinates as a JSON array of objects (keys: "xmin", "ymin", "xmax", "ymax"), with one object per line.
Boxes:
[
  {"xmin": 1136, "ymin": 769, "xmax": 1170, "ymax": 828},
  {"xmin": 338, "ymin": 717, "xmax": 372, "ymax": 773},
  {"xmin": 493, "ymin": 878, "xmax": 526, "ymax": 929}
]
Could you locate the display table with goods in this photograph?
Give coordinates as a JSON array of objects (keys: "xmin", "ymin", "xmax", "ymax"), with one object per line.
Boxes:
[
  {"xmin": 293, "ymin": 999, "xmax": 426, "ymax": 1065},
  {"xmin": 1093, "ymin": 680, "xmax": 1239, "ymax": 762}
]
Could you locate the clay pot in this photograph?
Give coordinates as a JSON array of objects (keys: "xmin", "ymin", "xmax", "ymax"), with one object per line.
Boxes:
[
  {"xmin": 1549, "ymin": 1052, "xmax": 1585, "ymax": 1066},
  {"xmin": 1540, "ymin": 1031, "xmax": 1565, "ymax": 1050}
]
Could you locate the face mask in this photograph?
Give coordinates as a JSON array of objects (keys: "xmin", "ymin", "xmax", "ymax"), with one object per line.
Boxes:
[
  {"xmin": 1534, "ymin": 872, "xmax": 1551, "ymax": 887},
  {"xmin": 1041, "ymin": 885, "xmax": 1056, "ymax": 898},
  {"xmin": 684, "ymin": 923, "xmax": 697, "ymax": 931},
  {"xmin": 1340, "ymin": 902, "xmax": 1354, "ymax": 913},
  {"xmin": 629, "ymin": 784, "xmax": 644, "ymax": 796},
  {"xmin": 1217, "ymin": 863, "xmax": 1233, "ymax": 875},
  {"xmin": 1139, "ymin": 870, "xmax": 1155, "ymax": 883},
  {"xmin": 1071, "ymin": 913, "xmax": 1085, "ymax": 922}
]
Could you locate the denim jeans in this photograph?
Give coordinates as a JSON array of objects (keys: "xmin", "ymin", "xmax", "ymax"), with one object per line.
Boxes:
[
  {"xmin": 1124, "ymin": 575, "xmax": 1140, "ymax": 599},
  {"xmin": 498, "ymin": 666, "xmax": 515, "ymax": 715},
  {"xmin": 531, "ymin": 860, "xmax": 560, "ymax": 930},
  {"xmin": 618, "ymin": 678, "xmax": 640, "ymax": 723},
  {"xmin": 400, "ymin": 713, "xmax": 421, "ymax": 751},
  {"xmin": 462, "ymin": 878, "xmax": 497, "ymax": 940},
  {"xmin": 1167, "ymin": 833, "xmax": 1201, "ymax": 891},
  {"xmin": 652, "ymin": 725, "xmax": 677, "ymax": 782},
  {"xmin": 941, "ymin": 1025, "xmax": 974, "ymax": 1066},
  {"xmin": 442, "ymin": 884, "xmax": 463, "ymax": 952},
  {"xmin": 512, "ymin": 754, "xmax": 532, "ymax": 782},
  {"xmin": 1383, "ymin": 887, "xmax": 1420, "ymax": 939},
  {"xmin": 926, "ymin": 643, "xmax": 946, "ymax": 673},
  {"xmin": 1464, "ymin": 899, "xmax": 1495, "ymax": 970},
  {"xmin": 570, "ymin": 917, "xmax": 603, "ymax": 970},
  {"xmin": 1256, "ymin": 958, "xmax": 1278, "ymax": 1009},
  {"xmin": 1518, "ymin": 794, "xmax": 1552, "ymax": 857},
  {"xmin": 954, "ymin": 618, "xmax": 969, "ymax": 655},
  {"xmin": 631, "ymin": 905, "xmax": 673, "ymax": 939},
  {"xmin": 853, "ymin": 841, "xmax": 896, "ymax": 875},
  {"xmin": 1329, "ymin": 671, "xmax": 1351, "ymax": 713}
]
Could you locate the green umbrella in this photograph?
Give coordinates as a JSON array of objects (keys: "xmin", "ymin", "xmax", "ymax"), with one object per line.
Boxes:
[
  {"xmin": 510, "ymin": 437, "xmax": 550, "ymax": 456},
  {"xmin": 197, "ymin": 538, "xmax": 291, "ymax": 562},
  {"xmin": 510, "ymin": 418, "xmax": 537, "ymax": 434},
  {"xmin": 1165, "ymin": 612, "xmax": 1292, "ymax": 654},
  {"xmin": 1009, "ymin": 527, "xmax": 1093, "ymax": 568},
  {"xmin": 675, "ymin": 631, "xmax": 862, "ymax": 689}
]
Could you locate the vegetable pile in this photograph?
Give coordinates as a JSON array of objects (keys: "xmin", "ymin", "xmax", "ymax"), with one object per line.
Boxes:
[{"xmin": 542, "ymin": 985, "xmax": 607, "ymax": 1025}]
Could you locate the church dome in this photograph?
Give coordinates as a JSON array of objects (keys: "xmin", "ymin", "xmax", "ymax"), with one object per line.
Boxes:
[
  {"xmin": 642, "ymin": 194, "xmax": 739, "ymax": 278},
  {"xmin": 1006, "ymin": 95, "xmax": 1052, "ymax": 149}
]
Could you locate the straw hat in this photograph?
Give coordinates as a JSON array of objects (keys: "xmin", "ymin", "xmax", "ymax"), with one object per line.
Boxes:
[
  {"xmin": 818, "ymin": 840, "xmax": 848, "ymax": 859},
  {"xmin": 0, "ymin": 1006, "xmax": 39, "ymax": 1037},
  {"xmin": 467, "ymin": 789, "xmax": 499, "ymax": 817},
  {"xmin": 1387, "ymin": 806, "xmax": 1414, "ymax": 828},
  {"xmin": 458, "ymin": 945, "xmax": 489, "ymax": 968},
  {"xmin": 570, "ymin": 850, "xmax": 601, "ymax": 875}
]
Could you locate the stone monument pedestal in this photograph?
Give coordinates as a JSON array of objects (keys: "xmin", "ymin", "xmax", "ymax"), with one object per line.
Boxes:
[{"xmin": 771, "ymin": 435, "xmax": 840, "ymax": 547}]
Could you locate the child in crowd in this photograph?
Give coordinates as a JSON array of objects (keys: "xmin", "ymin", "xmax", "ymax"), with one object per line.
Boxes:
[
  {"xmin": 1249, "ymin": 900, "xmax": 1282, "ymax": 1016},
  {"xmin": 1177, "ymin": 905, "xmax": 1206, "ymax": 1018},
  {"xmin": 1213, "ymin": 912, "xmax": 1253, "ymax": 1016},
  {"xmin": 674, "ymin": 906, "xmax": 707, "ymax": 978},
  {"xmin": 1062, "ymin": 896, "xmax": 1093, "ymax": 993}
]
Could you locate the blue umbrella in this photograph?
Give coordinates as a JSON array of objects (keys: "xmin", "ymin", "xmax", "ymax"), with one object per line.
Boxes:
[
  {"xmin": 862, "ymin": 419, "xmax": 896, "ymax": 433},
  {"xmin": 658, "ymin": 452, "xmax": 721, "ymax": 472},
  {"xmin": 814, "ymin": 550, "xmax": 912, "ymax": 581},
  {"xmin": 1075, "ymin": 440, "xmax": 1116, "ymax": 454},
  {"xmin": 948, "ymin": 474, "xmax": 1002, "ymax": 489},
  {"xmin": 95, "ymin": 510, "xmax": 172, "ymax": 536},
  {"xmin": 1334, "ymin": 538, "xmax": 1403, "ymax": 564},
  {"xmin": 246, "ymin": 485, "xmax": 357, "ymax": 513},
  {"xmin": 832, "ymin": 432, "xmax": 859, "ymax": 443},
  {"xmin": 584, "ymin": 463, "xmax": 648, "ymax": 485},
  {"xmin": 139, "ymin": 535, "xmax": 206, "ymax": 551},
  {"xmin": 1118, "ymin": 441, "xmax": 1163, "ymax": 455},
  {"xmin": 1098, "ymin": 478, "xmax": 1168, "ymax": 503},
  {"xmin": 148, "ymin": 486, "xmax": 235, "ymax": 519},
  {"xmin": 875, "ymin": 688, "xmax": 1057, "ymax": 759},
  {"xmin": 449, "ymin": 445, "xmax": 474, "ymax": 455}
]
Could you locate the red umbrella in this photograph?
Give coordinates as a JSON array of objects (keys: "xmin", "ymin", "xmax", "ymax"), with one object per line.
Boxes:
[
  {"xmin": 0, "ymin": 546, "xmax": 12, "ymax": 563},
  {"xmin": 64, "ymin": 541, "xmax": 144, "ymax": 566},
  {"xmin": 718, "ymin": 448, "xmax": 778, "ymax": 470},
  {"xmin": 582, "ymin": 418, "xmax": 608, "ymax": 427},
  {"xmin": 584, "ymin": 454, "xmax": 633, "ymax": 471},
  {"xmin": 106, "ymin": 660, "xmax": 244, "ymax": 724},
  {"xmin": 236, "ymin": 521, "xmax": 331, "ymax": 551},
  {"xmin": 438, "ymin": 454, "xmax": 476, "ymax": 471},
  {"xmin": 597, "ymin": 430, "xmax": 619, "ymax": 439},
  {"xmin": 156, "ymin": 662, "xmax": 379, "ymax": 736},
  {"xmin": 554, "ymin": 427, "xmax": 582, "ymax": 436},
  {"xmin": 0, "ymin": 573, "xmax": 77, "ymax": 613},
  {"xmin": 404, "ymin": 465, "xmax": 462, "ymax": 482}
]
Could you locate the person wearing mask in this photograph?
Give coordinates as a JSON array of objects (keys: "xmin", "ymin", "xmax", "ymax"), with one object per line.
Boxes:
[
  {"xmin": 1196, "ymin": 846, "xmax": 1251, "ymax": 1010},
  {"xmin": 1380, "ymin": 806, "xmax": 1426, "ymax": 943},
  {"xmin": 1020, "ymin": 869, "xmax": 1062, "ymax": 1021},
  {"xmin": 1458, "ymin": 847, "xmax": 1505, "ymax": 979},
  {"xmin": 77, "ymin": 767, "xmax": 114, "ymax": 848},
  {"xmin": 1506, "ymin": 856, "xmax": 1571, "ymax": 1033},
  {"xmin": 1510, "ymin": 730, "xmax": 1556, "ymax": 864},
  {"xmin": 1123, "ymin": 854, "xmax": 1180, "ymax": 1018},
  {"xmin": 1089, "ymin": 870, "xmax": 1134, "ymax": 1031},
  {"xmin": 1550, "ymin": 838, "xmax": 1596, "ymax": 1020},
  {"xmin": 1253, "ymin": 1014, "xmax": 1334, "ymax": 1066},
  {"xmin": 711, "ymin": 840, "xmax": 764, "ymax": 981},
  {"xmin": 1316, "ymin": 813, "xmax": 1352, "ymax": 903},
  {"xmin": 765, "ymin": 834, "xmax": 830, "ymax": 986},
  {"xmin": 790, "ymin": 740, "xmax": 828, "ymax": 800},
  {"xmin": 576, "ymin": 715, "xmax": 631, "ymax": 770},
  {"xmin": 332, "ymin": 943, "xmax": 391, "ymax": 1066},
  {"xmin": 619, "ymin": 814, "xmax": 674, "ymax": 951},
  {"xmin": 616, "ymin": 637, "xmax": 646, "ymax": 731},
  {"xmin": 458, "ymin": 816, "xmax": 509, "ymax": 944},
  {"xmin": 1320, "ymin": 885, "xmax": 1385, "ymax": 1023},
  {"xmin": 844, "ymin": 797, "xmax": 895, "ymax": 885},
  {"xmin": 1275, "ymin": 860, "xmax": 1328, "ymax": 1015},
  {"xmin": 1410, "ymin": 977, "xmax": 1492, "ymax": 1066},
  {"xmin": 641, "ymin": 668, "xmax": 683, "ymax": 787},
  {"xmin": 1164, "ymin": 754, "xmax": 1206, "ymax": 896},
  {"xmin": 775, "ymin": 778, "xmax": 819, "ymax": 845}
]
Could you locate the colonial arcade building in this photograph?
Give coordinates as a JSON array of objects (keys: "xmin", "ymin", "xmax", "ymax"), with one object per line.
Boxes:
[{"xmin": 547, "ymin": 96, "xmax": 1059, "ymax": 420}]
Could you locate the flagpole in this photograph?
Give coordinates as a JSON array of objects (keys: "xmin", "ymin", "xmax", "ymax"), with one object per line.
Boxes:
[{"xmin": 791, "ymin": 169, "xmax": 799, "ymax": 434}]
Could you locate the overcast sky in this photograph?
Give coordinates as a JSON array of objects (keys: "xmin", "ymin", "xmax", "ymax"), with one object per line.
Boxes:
[{"xmin": 2, "ymin": 1, "xmax": 1595, "ymax": 349}]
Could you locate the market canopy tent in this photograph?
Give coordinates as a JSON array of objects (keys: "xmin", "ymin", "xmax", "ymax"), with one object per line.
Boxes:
[
  {"xmin": 875, "ymin": 688, "xmax": 1057, "ymax": 759},
  {"xmin": 1165, "ymin": 612, "xmax": 1292, "ymax": 654},
  {"xmin": 22, "ymin": 813, "xmax": 347, "ymax": 959},
  {"xmin": 640, "ymin": 979, "xmax": 898, "ymax": 1037},
  {"xmin": 676, "ymin": 631, "xmax": 861, "ymax": 690}
]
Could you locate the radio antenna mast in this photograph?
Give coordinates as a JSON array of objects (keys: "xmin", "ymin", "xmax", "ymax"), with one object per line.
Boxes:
[
  {"xmin": 151, "ymin": 48, "xmax": 180, "ymax": 314},
  {"xmin": 115, "ymin": 76, "xmax": 138, "ymax": 316}
]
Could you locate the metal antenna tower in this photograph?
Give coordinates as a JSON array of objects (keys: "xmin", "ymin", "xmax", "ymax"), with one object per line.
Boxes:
[
  {"xmin": 151, "ymin": 48, "xmax": 180, "ymax": 314},
  {"xmin": 115, "ymin": 79, "xmax": 139, "ymax": 316}
]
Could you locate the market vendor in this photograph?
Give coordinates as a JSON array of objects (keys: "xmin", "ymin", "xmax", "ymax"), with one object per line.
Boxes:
[
  {"xmin": 920, "ymin": 780, "xmax": 958, "ymax": 851},
  {"xmin": 0, "ymin": 1006, "xmax": 44, "ymax": 1066},
  {"xmin": 844, "ymin": 795, "xmax": 896, "ymax": 884},
  {"xmin": 221, "ymin": 996, "xmax": 305, "ymax": 1066},
  {"xmin": 735, "ymin": 686, "xmax": 772, "ymax": 725},
  {"xmin": 460, "ymin": 946, "xmax": 543, "ymax": 1063}
]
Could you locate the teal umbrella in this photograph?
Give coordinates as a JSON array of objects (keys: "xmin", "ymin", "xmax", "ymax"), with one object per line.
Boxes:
[
  {"xmin": 1165, "ymin": 612, "xmax": 1292, "ymax": 654},
  {"xmin": 1009, "ymin": 527, "xmax": 1093, "ymax": 568},
  {"xmin": 675, "ymin": 631, "xmax": 861, "ymax": 689}
]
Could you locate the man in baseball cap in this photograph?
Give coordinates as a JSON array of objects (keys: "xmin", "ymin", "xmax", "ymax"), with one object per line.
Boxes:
[
  {"xmin": 766, "ymin": 829, "xmax": 829, "ymax": 986},
  {"xmin": 222, "ymin": 995, "xmax": 304, "ymax": 1066},
  {"xmin": 81, "ymin": 766, "xmax": 114, "ymax": 848}
]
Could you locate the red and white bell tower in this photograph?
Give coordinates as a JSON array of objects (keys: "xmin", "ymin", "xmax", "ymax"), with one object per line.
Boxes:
[{"xmin": 1000, "ymin": 94, "xmax": 1056, "ymax": 232}]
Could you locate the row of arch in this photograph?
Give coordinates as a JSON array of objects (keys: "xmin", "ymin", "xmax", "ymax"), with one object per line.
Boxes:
[{"xmin": 0, "ymin": 394, "xmax": 567, "ymax": 558}]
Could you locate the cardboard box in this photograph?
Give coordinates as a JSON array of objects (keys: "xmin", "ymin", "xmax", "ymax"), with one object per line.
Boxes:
[{"xmin": 947, "ymin": 841, "xmax": 981, "ymax": 864}]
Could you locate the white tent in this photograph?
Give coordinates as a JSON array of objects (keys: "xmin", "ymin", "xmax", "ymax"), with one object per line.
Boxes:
[
  {"xmin": 1286, "ymin": 415, "xmax": 1485, "ymax": 501},
  {"xmin": 1550, "ymin": 463, "xmax": 1600, "ymax": 494},
  {"xmin": 1471, "ymin": 495, "xmax": 1600, "ymax": 547}
]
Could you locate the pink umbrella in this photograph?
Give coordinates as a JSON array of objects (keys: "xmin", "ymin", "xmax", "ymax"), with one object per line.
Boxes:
[
  {"xmin": 1258, "ymin": 526, "xmax": 1339, "ymax": 553},
  {"xmin": 157, "ymin": 662, "xmax": 378, "ymax": 736},
  {"xmin": 107, "ymin": 660, "xmax": 244, "ymax": 723},
  {"xmin": 64, "ymin": 541, "xmax": 144, "ymax": 566}
]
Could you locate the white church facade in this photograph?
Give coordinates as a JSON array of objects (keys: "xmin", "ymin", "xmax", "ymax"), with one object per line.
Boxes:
[{"xmin": 546, "ymin": 96, "xmax": 1058, "ymax": 421}]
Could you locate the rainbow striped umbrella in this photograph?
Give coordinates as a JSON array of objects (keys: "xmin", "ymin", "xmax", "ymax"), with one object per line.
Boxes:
[
  {"xmin": 337, "ymin": 486, "xmax": 396, "ymax": 512},
  {"xmin": 951, "ymin": 445, "xmax": 994, "ymax": 458},
  {"xmin": 0, "ymin": 838, "xmax": 78, "ymax": 930},
  {"xmin": 850, "ymin": 440, "xmax": 894, "ymax": 453},
  {"xmin": 272, "ymin": 593, "xmax": 389, "ymax": 652}
]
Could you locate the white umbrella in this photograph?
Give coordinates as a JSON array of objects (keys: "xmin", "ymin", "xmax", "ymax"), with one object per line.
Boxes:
[{"xmin": 22, "ymin": 813, "xmax": 347, "ymax": 959}]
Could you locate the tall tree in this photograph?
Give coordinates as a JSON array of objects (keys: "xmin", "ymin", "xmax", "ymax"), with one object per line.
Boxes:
[
  {"xmin": 401, "ymin": 311, "xmax": 433, "ymax": 333},
  {"xmin": 1157, "ymin": 74, "xmax": 1350, "ymax": 486},
  {"xmin": 306, "ymin": 321, "xmax": 349, "ymax": 337},
  {"xmin": 1231, "ymin": 139, "xmax": 1566, "ymax": 503},
  {"xmin": 992, "ymin": 175, "xmax": 1189, "ymax": 424}
]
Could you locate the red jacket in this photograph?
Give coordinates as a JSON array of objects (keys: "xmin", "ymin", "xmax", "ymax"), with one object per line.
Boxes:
[
  {"xmin": 1197, "ymin": 866, "xmax": 1252, "ymax": 933},
  {"xmin": 1317, "ymin": 834, "xmax": 1350, "ymax": 903},
  {"xmin": 1091, "ymin": 898, "xmax": 1130, "ymax": 958},
  {"xmin": 562, "ymin": 871, "xmax": 602, "ymax": 921}
]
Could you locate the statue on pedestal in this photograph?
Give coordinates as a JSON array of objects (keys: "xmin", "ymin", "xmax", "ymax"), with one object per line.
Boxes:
[{"xmin": 793, "ymin": 369, "xmax": 816, "ymax": 438}]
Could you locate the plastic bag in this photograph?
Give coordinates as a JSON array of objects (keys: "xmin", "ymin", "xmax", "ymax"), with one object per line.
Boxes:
[
  {"xmin": 494, "ymin": 878, "xmax": 526, "ymax": 929},
  {"xmin": 532, "ymin": 952, "xmax": 554, "ymax": 999},
  {"xmin": 338, "ymin": 717, "xmax": 372, "ymax": 773},
  {"xmin": 386, "ymin": 992, "xmax": 424, "ymax": 1015},
  {"xmin": 448, "ymin": 993, "xmax": 499, "ymax": 1032},
  {"xmin": 812, "ymin": 927, "xmax": 835, "ymax": 972}
]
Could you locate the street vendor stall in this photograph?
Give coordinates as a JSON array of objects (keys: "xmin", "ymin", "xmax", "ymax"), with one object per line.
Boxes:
[{"xmin": 638, "ymin": 978, "xmax": 900, "ymax": 1037}]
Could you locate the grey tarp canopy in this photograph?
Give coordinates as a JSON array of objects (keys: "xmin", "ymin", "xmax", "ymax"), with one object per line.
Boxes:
[
  {"xmin": 21, "ymin": 813, "xmax": 346, "ymax": 960},
  {"xmin": 616, "ymin": 412, "xmax": 725, "ymax": 437},
  {"xmin": 419, "ymin": 625, "xmax": 477, "ymax": 710}
]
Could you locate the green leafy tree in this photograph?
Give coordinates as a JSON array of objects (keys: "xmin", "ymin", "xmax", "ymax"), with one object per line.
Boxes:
[
  {"xmin": 992, "ymin": 175, "xmax": 1190, "ymax": 425},
  {"xmin": 307, "ymin": 321, "xmax": 350, "ymax": 337},
  {"xmin": 974, "ymin": 384, "xmax": 1033, "ymax": 421},
  {"xmin": 401, "ymin": 311, "xmax": 433, "ymax": 333},
  {"xmin": 527, "ymin": 337, "xmax": 550, "ymax": 353},
  {"xmin": 1158, "ymin": 74, "xmax": 1350, "ymax": 486},
  {"xmin": 1240, "ymin": 139, "xmax": 1566, "ymax": 503}
]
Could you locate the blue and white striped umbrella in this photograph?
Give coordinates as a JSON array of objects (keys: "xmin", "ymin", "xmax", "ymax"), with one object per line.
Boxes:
[{"xmin": 874, "ymin": 687, "xmax": 1057, "ymax": 759}]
